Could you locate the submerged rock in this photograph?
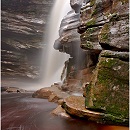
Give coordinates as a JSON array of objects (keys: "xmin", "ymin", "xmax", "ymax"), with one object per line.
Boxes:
[{"xmin": 5, "ymin": 87, "xmax": 26, "ymax": 93}]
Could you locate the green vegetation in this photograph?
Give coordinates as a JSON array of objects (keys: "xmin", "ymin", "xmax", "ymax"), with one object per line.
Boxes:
[
  {"xmin": 85, "ymin": 57, "xmax": 129, "ymax": 123},
  {"xmin": 99, "ymin": 23, "xmax": 110, "ymax": 43},
  {"xmin": 86, "ymin": 18, "xmax": 96, "ymax": 27}
]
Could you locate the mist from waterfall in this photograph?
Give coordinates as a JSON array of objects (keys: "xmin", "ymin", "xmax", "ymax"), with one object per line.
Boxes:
[{"xmin": 40, "ymin": 0, "xmax": 71, "ymax": 87}]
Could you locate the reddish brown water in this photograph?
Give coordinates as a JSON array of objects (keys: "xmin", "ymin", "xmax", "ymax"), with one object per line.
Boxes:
[{"xmin": 1, "ymin": 93, "xmax": 129, "ymax": 130}]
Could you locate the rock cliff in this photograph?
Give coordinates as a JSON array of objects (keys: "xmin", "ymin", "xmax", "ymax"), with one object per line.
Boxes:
[
  {"xmin": 63, "ymin": 0, "xmax": 129, "ymax": 126},
  {"xmin": 3, "ymin": 0, "xmax": 129, "ymax": 126},
  {"xmin": 54, "ymin": 0, "xmax": 99, "ymax": 93},
  {"xmin": 1, "ymin": 0, "xmax": 54, "ymax": 81}
]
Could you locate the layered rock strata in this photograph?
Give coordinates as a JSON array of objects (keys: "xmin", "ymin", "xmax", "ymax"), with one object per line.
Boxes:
[
  {"xmin": 53, "ymin": 0, "xmax": 129, "ymax": 126},
  {"xmin": 54, "ymin": 0, "xmax": 99, "ymax": 92},
  {"xmin": 1, "ymin": 0, "xmax": 54, "ymax": 81},
  {"xmin": 75, "ymin": 0, "xmax": 129, "ymax": 125},
  {"xmin": 63, "ymin": 96, "xmax": 128, "ymax": 126}
]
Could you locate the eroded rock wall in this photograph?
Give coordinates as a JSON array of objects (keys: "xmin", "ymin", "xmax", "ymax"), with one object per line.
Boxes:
[
  {"xmin": 54, "ymin": 0, "xmax": 99, "ymax": 91},
  {"xmin": 1, "ymin": 0, "xmax": 54, "ymax": 81},
  {"xmin": 78, "ymin": 0, "xmax": 129, "ymax": 124}
]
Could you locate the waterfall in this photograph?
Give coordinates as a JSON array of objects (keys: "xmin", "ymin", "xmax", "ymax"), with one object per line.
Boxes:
[{"xmin": 40, "ymin": 0, "xmax": 71, "ymax": 87}]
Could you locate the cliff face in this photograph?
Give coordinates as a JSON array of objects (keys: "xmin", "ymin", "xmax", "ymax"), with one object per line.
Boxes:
[
  {"xmin": 54, "ymin": 0, "xmax": 100, "ymax": 92},
  {"xmin": 1, "ymin": 0, "xmax": 54, "ymax": 81},
  {"xmin": 78, "ymin": 0, "xmax": 129, "ymax": 124}
]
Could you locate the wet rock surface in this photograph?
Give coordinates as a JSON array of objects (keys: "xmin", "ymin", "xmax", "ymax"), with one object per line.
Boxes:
[
  {"xmin": 63, "ymin": 96, "xmax": 128, "ymax": 126},
  {"xmin": 3, "ymin": 93, "xmax": 127, "ymax": 130},
  {"xmin": 32, "ymin": 84, "xmax": 70, "ymax": 103},
  {"xmin": 51, "ymin": 105, "xmax": 71, "ymax": 118},
  {"xmin": 52, "ymin": 0, "xmax": 129, "ymax": 126},
  {"xmin": 1, "ymin": 86, "xmax": 26, "ymax": 93},
  {"xmin": 74, "ymin": 0, "xmax": 129, "ymax": 126}
]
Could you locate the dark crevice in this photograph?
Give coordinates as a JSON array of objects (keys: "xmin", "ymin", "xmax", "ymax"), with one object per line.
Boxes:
[
  {"xmin": 101, "ymin": 56, "xmax": 129, "ymax": 62},
  {"xmin": 87, "ymin": 108, "xmax": 106, "ymax": 113},
  {"xmin": 99, "ymin": 42, "xmax": 129, "ymax": 52},
  {"xmin": 78, "ymin": 23, "xmax": 105, "ymax": 34}
]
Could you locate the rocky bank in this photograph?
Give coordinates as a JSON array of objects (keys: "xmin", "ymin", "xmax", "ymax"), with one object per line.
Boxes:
[
  {"xmin": 61, "ymin": 0, "xmax": 129, "ymax": 126},
  {"xmin": 2, "ymin": 0, "xmax": 129, "ymax": 126},
  {"xmin": 54, "ymin": 0, "xmax": 129, "ymax": 126}
]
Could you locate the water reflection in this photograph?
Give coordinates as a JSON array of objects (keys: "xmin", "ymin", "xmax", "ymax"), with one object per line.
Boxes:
[{"xmin": 1, "ymin": 93, "xmax": 129, "ymax": 130}]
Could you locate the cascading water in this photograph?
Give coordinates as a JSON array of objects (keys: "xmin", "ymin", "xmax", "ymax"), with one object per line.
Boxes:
[{"xmin": 40, "ymin": 0, "xmax": 72, "ymax": 87}]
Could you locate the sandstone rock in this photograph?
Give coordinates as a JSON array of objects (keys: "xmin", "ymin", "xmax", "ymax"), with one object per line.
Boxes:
[
  {"xmin": 32, "ymin": 85, "xmax": 70, "ymax": 103},
  {"xmin": 1, "ymin": 86, "xmax": 9, "ymax": 92},
  {"xmin": 48, "ymin": 93, "xmax": 60, "ymax": 103},
  {"xmin": 63, "ymin": 96, "xmax": 128, "ymax": 126},
  {"xmin": 98, "ymin": 15, "xmax": 129, "ymax": 51},
  {"xmin": 79, "ymin": 0, "xmax": 129, "ymax": 52},
  {"xmin": 85, "ymin": 56, "xmax": 129, "ymax": 123},
  {"xmin": 51, "ymin": 105, "xmax": 70, "ymax": 118},
  {"xmin": 1, "ymin": 0, "xmax": 54, "ymax": 81},
  {"xmin": 6, "ymin": 87, "xmax": 26, "ymax": 93},
  {"xmin": 57, "ymin": 99, "xmax": 64, "ymax": 105},
  {"xmin": 78, "ymin": 0, "xmax": 129, "ymax": 126},
  {"xmin": 100, "ymin": 50, "xmax": 129, "ymax": 61}
]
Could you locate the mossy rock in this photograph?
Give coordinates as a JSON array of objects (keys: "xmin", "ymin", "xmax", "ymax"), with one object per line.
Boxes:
[
  {"xmin": 101, "ymin": 50, "xmax": 129, "ymax": 61},
  {"xmin": 80, "ymin": 27, "xmax": 102, "ymax": 50},
  {"xmin": 86, "ymin": 18, "xmax": 96, "ymax": 27},
  {"xmin": 98, "ymin": 23, "xmax": 110, "ymax": 44},
  {"xmin": 85, "ymin": 57, "xmax": 129, "ymax": 125}
]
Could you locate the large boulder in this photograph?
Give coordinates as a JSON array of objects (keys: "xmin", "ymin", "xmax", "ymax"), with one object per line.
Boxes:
[
  {"xmin": 85, "ymin": 51, "xmax": 129, "ymax": 125},
  {"xmin": 63, "ymin": 96, "xmax": 128, "ymax": 126},
  {"xmin": 76, "ymin": 0, "xmax": 129, "ymax": 126}
]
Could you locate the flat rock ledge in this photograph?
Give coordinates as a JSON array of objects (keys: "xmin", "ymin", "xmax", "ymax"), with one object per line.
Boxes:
[{"xmin": 62, "ymin": 96, "xmax": 128, "ymax": 126}]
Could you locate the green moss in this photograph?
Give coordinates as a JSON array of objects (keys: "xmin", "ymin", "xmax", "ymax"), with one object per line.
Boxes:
[
  {"xmin": 103, "ymin": 114, "xmax": 129, "ymax": 126},
  {"xmin": 87, "ymin": 28, "xmax": 96, "ymax": 33},
  {"xmin": 85, "ymin": 41, "xmax": 93, "ymax": 49},
  {"xmin": 86, "ymin": 18, "xmax": 96, "ymax": 27},
  {"xmin": 91, "ymin": 8, "xmax": 98, "ymax": 16},
  {"xmin": 99, "ymin": 23, "xmax": 110, "ymax": 43},
  {"xmin": 85, "ymin": 57, "xmax": 129, "ymax": 121},
  {"xmin": 90, "ymin": 0, "xmax": 96, "ymax": 6},
  {"xmin": 93, "ymin": 58, "xmax": 128, "ymax": 118}
]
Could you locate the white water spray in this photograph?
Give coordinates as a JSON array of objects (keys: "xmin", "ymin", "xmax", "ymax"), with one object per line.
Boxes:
[{"xmin": 40, "ymin": 0, "xmax": 72, "ymax": 87}]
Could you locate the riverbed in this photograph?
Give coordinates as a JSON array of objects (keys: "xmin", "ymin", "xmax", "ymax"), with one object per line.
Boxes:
[{"xmin": 1, "ymin": 93, "xmax": 129, "ymax": 130}]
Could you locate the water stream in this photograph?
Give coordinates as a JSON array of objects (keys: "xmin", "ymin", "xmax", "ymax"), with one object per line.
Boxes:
[{"xmin": 40, "ymin": 0, "xmax": 71, "ymax": 87}]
